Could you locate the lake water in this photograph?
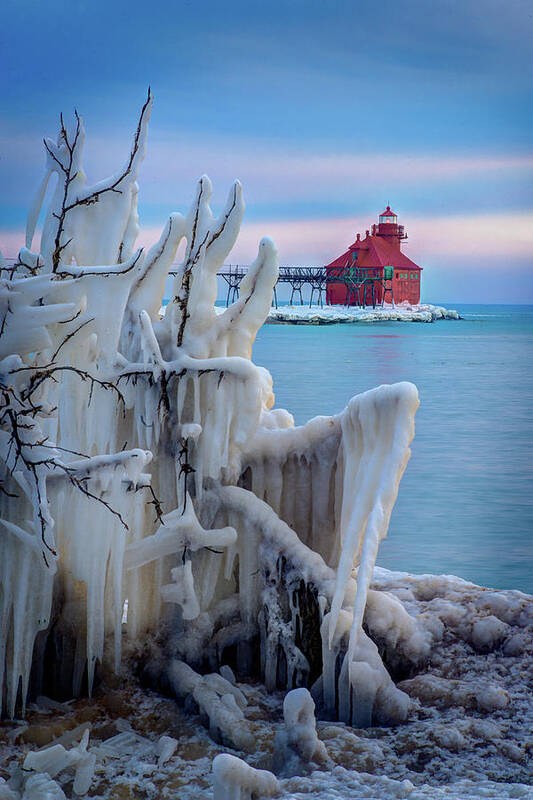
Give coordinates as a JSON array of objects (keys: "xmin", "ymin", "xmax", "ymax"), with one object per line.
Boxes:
[{"xmin": 252, "ymin": 305, "xmax": 533, "ymax": 594}]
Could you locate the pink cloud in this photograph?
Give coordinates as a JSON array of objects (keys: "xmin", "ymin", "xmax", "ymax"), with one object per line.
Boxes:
[
  {"xmin": 2, "ymin": 211, "xmax": 532, "ymax": 268},
  {"xmin": 0, "ymin": 231, "xmax": 33, "ymax": 259},
  {"xmin": 138, "ymin": 211, "xmax": 533, "ymax": 267}
]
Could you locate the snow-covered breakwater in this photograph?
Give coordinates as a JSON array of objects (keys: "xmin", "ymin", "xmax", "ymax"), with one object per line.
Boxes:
[{"xmin": 267, "ymin": 303, "xmax": 460, "ymax": 324}]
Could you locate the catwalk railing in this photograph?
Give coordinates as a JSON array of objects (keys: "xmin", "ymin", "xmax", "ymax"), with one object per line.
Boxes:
[
  {"xmin": 0, "ymin": 259, "xmax": 392, "ymax": 308},
  {"xmin": 216, "ymin": 265, "xmax": 329, "ymax": 307},
  {"xmin": 217, "ymin": 265, "xmax": 394, "ymax": 308}
]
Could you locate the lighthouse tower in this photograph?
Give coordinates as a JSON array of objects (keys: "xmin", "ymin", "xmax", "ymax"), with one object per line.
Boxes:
[{"xmin": 324, "ymin": 205, "xmax": 423, "ymax": 305}]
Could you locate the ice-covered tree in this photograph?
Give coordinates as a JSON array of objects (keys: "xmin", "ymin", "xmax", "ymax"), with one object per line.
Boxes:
[{"xmin": 0, "ymin": 92, "xmax": 423, "ymax": 736}]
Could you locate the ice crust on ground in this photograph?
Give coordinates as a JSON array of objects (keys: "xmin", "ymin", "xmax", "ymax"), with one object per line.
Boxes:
[
  {"xmin": 212, "ymin": 753, "xmax": 279, "ymax": 800},
  {"xmin": 264, "ymin": 303, "xmax": 460, "ymax": 325},
  {"xmin": 0, "ymin": 95, "xmax": 530, "ymax": 799},
  {"xmin": 0, "ymin": 569, "xmax": 531, "ymax": 799}
]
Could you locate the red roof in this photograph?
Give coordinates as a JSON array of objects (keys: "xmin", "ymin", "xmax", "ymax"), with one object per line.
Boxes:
[
  {"xmin": 325, "ymin": 234, "xmax": 421, "ymax": 271},
  {"xmin": 324, "ymin": 248, "xmax": 354, "ymax": 270},
  {"xmin": 379, "ymin": 205, "xmax": 397, "ymax": 217}
]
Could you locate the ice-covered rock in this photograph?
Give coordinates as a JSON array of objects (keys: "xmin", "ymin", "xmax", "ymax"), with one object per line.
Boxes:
[
  {"xmin": 212, "ymin": 753, "xmax": 279, "ymax": 800},
  {"xmin": 364, "ymin": 589, "xmax": 431, "ymax": 668},
  {"xmin": 155, "ymin": 735, "xmax": 178, "ymax": 766},
  {"xmin": 272, "ymin": 688, "xmax": 329, "ymax": 776},
  {"xmin": 168, "ymin": 661, "xmax": 252, "ymax": 751},
  {"xmin": 1, "ymin": 563, "xmax": 531, "ymax": 800},
  {"xmin": 503, "ymin": 632, "xmax": 527, "ymax": 656},
  {"xmin": 398, "ymin": 672, "xmax": 510, "ymax": 712},
  {"xmin": 471, "ymin": 615, "xmax": 509, "ymax": 652}
]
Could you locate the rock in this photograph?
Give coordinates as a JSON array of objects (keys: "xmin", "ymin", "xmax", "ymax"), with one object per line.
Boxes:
[{"xmin": 471, "ymin": 616, "xmax": 509, "ymax": 652}]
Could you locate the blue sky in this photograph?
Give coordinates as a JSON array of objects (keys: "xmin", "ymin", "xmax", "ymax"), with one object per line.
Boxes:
[{"xmin": 1, "ymin": 0, "xmax": 532, "ymax": 302}]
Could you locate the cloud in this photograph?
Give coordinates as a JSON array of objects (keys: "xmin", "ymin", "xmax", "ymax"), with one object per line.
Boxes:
[
  {"xmin": 3, "ymin": 211, "xmax": 532, "ymax": 267},
  {"xmin": 170, "ymin": 211, "xmax": 532, "ymax": 267},
  {"xmin": 3, "ymin": 119, "xmax": 532, "ymax": 207},
  {"xmin": 0, "ymin": 231, "xmax": 29, "ymax": 257},
  {"xmin": 137, "ymin": 142, "xmax": 533, "ymax": 208}
]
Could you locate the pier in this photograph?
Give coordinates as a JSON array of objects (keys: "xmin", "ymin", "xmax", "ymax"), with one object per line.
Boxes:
[
  {"xmin": 1, "ymin": 258, "xmax": 389, "ymax": 309},
  {"xmin": 217, "ymin": 265, "xmax": 328, "ymax": 307}
]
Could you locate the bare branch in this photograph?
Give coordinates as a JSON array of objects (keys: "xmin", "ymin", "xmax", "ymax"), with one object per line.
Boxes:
[
  {"xmin": 50, "ymin": 317, "xmax": 94, "ymax": 362},
  {"xmin": 62, "ymin": 88, "xmax": 152, "ymax": 213}
]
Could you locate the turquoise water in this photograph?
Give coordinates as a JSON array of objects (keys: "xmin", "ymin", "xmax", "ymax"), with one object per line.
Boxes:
[{"xmin": 252, "ymin": 305, "xmax": 533, "ymax": 594}]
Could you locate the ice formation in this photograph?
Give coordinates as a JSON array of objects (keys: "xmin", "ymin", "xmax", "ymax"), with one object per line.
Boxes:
[
  {"xmin": 212, "ymin": 753, "xmax": 279, "ymax": 800},
  {"xmin": 22, "ymin": 729, "xmax": 95, "ymax": 795},
  {"xmin": 272, "ymin": 688, "xmax": 329, "ymax": 776},
  {"xmin": 0, "ymin": 89, "xmax": 423, "ymax": 766},
  {"xmin": 1, "ymin": 566, "xmax": 531, "ymax": 800}
]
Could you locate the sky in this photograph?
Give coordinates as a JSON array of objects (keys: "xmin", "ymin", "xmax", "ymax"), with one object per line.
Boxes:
[{"xmin": 1, "ymin": 0, "xmax": 532, "ymax": 303}]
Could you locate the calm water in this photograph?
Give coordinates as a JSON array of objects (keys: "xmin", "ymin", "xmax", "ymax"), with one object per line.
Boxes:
[{"xmin": 252, "ymin": 305, "xmax": 533, "ymax": 593}]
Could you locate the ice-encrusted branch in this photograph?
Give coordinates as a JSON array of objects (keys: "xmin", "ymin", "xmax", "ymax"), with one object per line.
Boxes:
[
  {"xmin": 62, "ymin": 88, "xmax": 152, "ymax": 212},
  {"xmin": 1, "ymin": 93, "xmax": 419, "ymax": 733},
  {"xmin": 28, "ymin": 89, "xmax": 153, "ymax": 271}
]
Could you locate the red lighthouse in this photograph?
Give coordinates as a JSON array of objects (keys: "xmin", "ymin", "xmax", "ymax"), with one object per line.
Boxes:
[{"xmin": 325, "ymin": 207, "xmax": 423, "ymax": 306}]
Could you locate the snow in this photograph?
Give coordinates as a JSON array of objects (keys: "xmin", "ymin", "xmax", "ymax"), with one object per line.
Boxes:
[
  {"xmin": 264, "ymin": 303, "xmax": 460, "ymax": 324},
  {"xmin": 0, "ymin": 94, "xmax": 530, "ymax": 800}
]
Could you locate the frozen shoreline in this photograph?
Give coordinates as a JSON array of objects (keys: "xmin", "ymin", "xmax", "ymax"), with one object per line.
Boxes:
[
  {"xmin": 265, "ymin": 303, "xmax": 461, "ymax": 324},
  {"xmin": 1, "ymin": 566, "xmax": 531, "ymax": 800}
]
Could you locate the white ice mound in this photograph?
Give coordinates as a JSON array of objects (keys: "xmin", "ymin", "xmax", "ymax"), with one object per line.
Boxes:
[
  {"xmin": 0, "ymin": 94, "xmax": 418, "ymax": 737},
  {"xmin": 272, "ymin": 688, "xmax": 329, "ymax": 776},
  {"xmin": 168, "ymin": 661, "xmax": 252, "ymax": 751},
  {"xmin": 212, "ymin": 753, "xmax": 279, "ymax": 800}
]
